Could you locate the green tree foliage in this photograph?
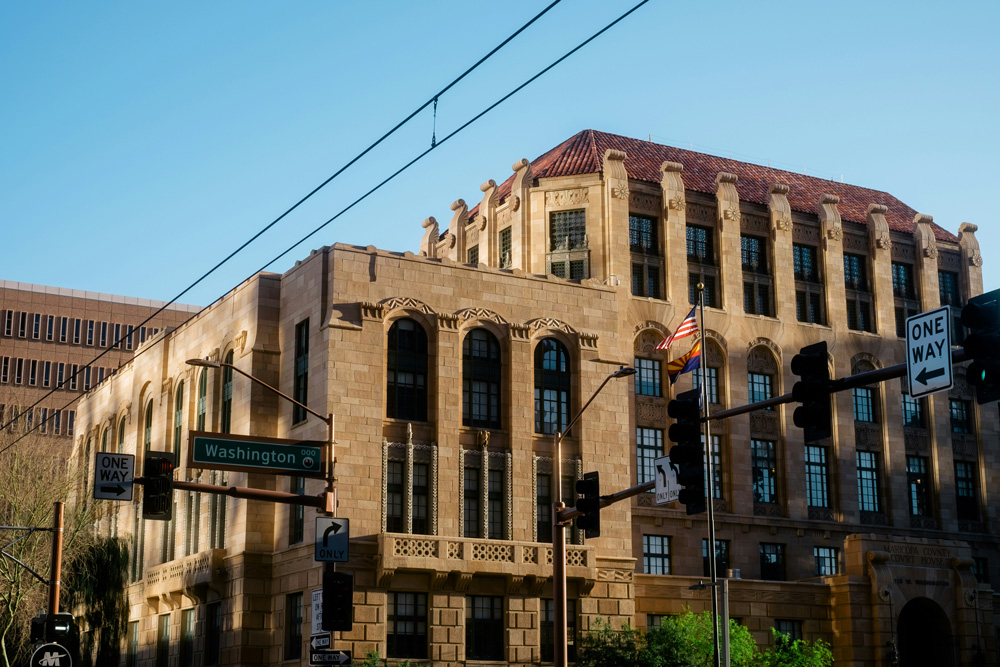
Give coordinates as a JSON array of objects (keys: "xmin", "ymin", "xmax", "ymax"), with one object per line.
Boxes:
[
  {"xmin": 63, "ymin": 535, "xmax": 130, "ymax": 667},
  {"xmin": 576, "ymin": 611, "xmax": 833, "ymax": 667}
]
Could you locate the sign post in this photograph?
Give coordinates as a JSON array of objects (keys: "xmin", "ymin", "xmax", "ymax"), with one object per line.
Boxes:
[
  {"xmin": 653, "ymin": 455, "xmax": 679, "ymax": 506},
  {"xmin": 92, "ymin": 453, "xmax": 135, "ymax": 501},
  {"xmin": 906, "ymin": 307, "xmax": 954, "ymax": 399}
]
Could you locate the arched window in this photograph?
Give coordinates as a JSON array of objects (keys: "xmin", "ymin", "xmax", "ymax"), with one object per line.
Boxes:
[
  {"xmin": 197, "ymin": 369, "xmax": 207, "ymax": 430},
  {"xmin": 174, "ymin": 380, "xmax": 184, "ymax": 458},
  {"xmin": 117, "ymin": 416, "xmax": 126, "ymax": 453},
  {"xmin": 387, "ymin": 318, "xmax": 428, "ymax": 421},
  {"xmin": 534, "ymin": 338, "xmax": 570, "ymax": 434},
  {"xmin": 463, "ymin": 328, "xmax": 501, "ymax": 429},
  {"xmin": 143, "ymin": 400, "xmax": 153, "ymax": 450},
  {"xmin": 100, "ymin": 428, "xmax": 109, "ymax": 453},
  {"xmin": 221, "ymin": 351, "xmax": 234, "ymax": 434}
]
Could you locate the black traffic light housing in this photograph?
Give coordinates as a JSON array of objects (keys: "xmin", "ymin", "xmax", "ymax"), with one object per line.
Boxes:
[
  {"xmin": 30, "ymin": 612, "xmax": 80, "ymax": 662},
  {"xmin": 962, "ymin": 288, "xmax": 1000, "ymax": 405},
  {"xmin": 142, "ymin": 451, "xmax": 176, "ymax": 521},
  {"xmin": 322, "ymin": 568, "xmax": 354, "ymax": 632},
  {"xmin": 667, "ymin": 389, "xmax": 705, "ymax": 515},
  {"xmin": 575, "ymin": 471, "xmax": 601, "ymax": 539},
  {"xmin": 791, "ymin": 341, "xmax": 832, "ymax": 443}
]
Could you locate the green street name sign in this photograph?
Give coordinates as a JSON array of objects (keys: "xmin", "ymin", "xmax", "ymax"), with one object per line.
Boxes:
[{"xmin": 188, "ymin": 430, "xmax": 324, "ymax": 477}]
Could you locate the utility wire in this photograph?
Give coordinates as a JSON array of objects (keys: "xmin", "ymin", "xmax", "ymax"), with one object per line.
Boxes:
[
  {"xmin": 1, "ymin": 0, "xmax": 652, "ymax": 453},
  {"xmin": 0, "ymin": 0, "xmax": 564, "ymax": 438}
]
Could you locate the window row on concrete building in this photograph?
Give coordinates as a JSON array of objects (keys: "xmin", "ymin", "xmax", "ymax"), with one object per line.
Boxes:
[
  {"xmin": 0, "ymin": 355, "xmax": 114, "ymax": 392},
  {"xmin": 0, "ymin": 308, "xmax": 160, "ymax": 349}
]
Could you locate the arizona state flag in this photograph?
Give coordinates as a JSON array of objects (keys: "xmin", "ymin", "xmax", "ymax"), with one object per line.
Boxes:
[{"xmin": 667, "ymin": 340, "xmax": 701, "ymax": 385}]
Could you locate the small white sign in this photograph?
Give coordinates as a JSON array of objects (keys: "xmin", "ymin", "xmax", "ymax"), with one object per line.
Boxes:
[
  {"xmin": 654, "ymin": 455, "xmax": 679, "ymax": 505},
  {"xmin": 311, "ymin": 588, "xmax": 323, "ymax": 637},
  {"xmin": 315, "ymin": 518, "xmax": 350, "ymax": 562},
  {"xmin": 906, "ymin": 307, "xmax": 954, "ymax": 399},
  {"xmin": 93, "ymin": 452, "xmax": 134, "ymax": 501}
]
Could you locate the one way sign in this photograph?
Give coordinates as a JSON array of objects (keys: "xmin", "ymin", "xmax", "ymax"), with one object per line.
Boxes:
[
  {"xmin": 93, "ymin": 453, "xmax": 135, "ymax": 501},
  {"xmin": 906, "ymin": 307, "xmax": 954, "ymax": 399},
  {"xmin": 315, "ymin": 517, "xmax": 349, "ymax": 562},
  {"xmin": 310, "ymin": 649, "xmax": 351, "ymax": 665}
]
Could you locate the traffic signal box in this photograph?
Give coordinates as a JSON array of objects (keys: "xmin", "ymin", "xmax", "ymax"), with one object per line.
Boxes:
[
  {"xmin": 575, "ymin": 471, "xmax": 601, "ymax": 539},
  {"xmin": 667, "ymin": 388, "xmax": 705, "ymax": 515},
  {"xmin": 322, "ymin": 569, "xmax": 354, "ymax": 632},
  {"xmin": 962, "ymin": 287, "xmax": 1000, "ymax": 405},
  {"xmin": 30, "ymin": 612, "xmax": 80, "ymax": 662},
  {"xmin": 142, "ymin": 451, "xmax": 176, "ymax": 521},
  {"xmin": 791, "ymin": 341, "xmax": 832, "ymax": 444}
]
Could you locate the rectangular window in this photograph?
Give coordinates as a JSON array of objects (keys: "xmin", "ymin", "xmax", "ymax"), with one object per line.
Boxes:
[
  {"xmin": 43, "ymin": 361, "xmax": 50, "ymax": 388},
  {"xmin": 634, "ymin": 357, "xmax": 661, "ymax": 396},
  {"xmin": 955, "ymin": 460, "xmax": 978, "ymax": 521},
  {"xmin": 487, "ymin": 468, "xmax": 505, "ymax": 540},
  {"xmin": 14, "ymin": 358, "xmax": 23, "ymax": 385},
  {"xmin": 536, "ymin": 473, "xmax": 552, "ymax": 543},
  {"xmin": 86, "ymin": 320, "xmax": 95, "ymax": 346},
  {"xmin": 814, "ymin": 546, "xmax": 840, "ymax": 576},
  {"xmin": 293, "ymin": 319, "xmax": 309, "ymax": 423},
  {"xmin": 702, "ymin": 539, "xmax": 730, "ymax": 578},
  {"xmin": 703, "ymin": 434, "xmax": 723, "ymax": 500},
  {"xmin": 793, "ymin": 244, "xmax": 819, "ymax": 282},
  {"xmin": 857, "ymin": 451, "xmax": 881, "ymax": 513},
  {"xmin": 412, "ymin": 462, "xmax": 430, "ymax": 535},
  {"xmin": 70, "ymin": 364, "xmax": 78, "ymax": 390},
  {"xmin": 548, "ymin": 210, "xmax": 589, "ymax": 279},
  {"xmin": 759, "ymin": 542, "xmax": 786, "ymax": 581},
  {"xmin": 180, "ymin": 608, "xmax": 195, "ymax": 667},
  {"xmin": 3, "ymin": 311, "xmax": 12, "ymax": 336},
  {"xmin": 28, "ymin": 360, "xmax": 37, "ymax": 386},
  {"xmin": 743, "ymin": 281, "xmax": 772, "ymax": 317},
  {"xmin": 57, "ymin": 363, "xmax": 65, "ymax": 388},
  {"xmin": 54, "ymin": 410, "xmax": 61, "ymax": 435},
  {"xmin": 467, "ymin": 245, "xmax": 479, "ymax": 264},
  {"xmin": 73, "ymin": 318, "xmax": 81, "ymax": 345},
  {"xmin": 950, "ymin": 399, "xmax": 972, "ymax": 434},
  {"xmin": 60, "ymin": 317, "xmax": 68, "ymax": 343},
  {"xmin": 693, "ymin": 366, "xmax": 719, "ymax": 404},
  {"xmin": 0, "ymin": 357, "xmax": 7, "ymax": 384},
  {"xmin": 205, "ymin": 602, "xmax": 222, "ymax": 666},
  {"xmin": 687, "ymin": 225, "xmax": 713, "ymax": 263},
  {"xmin": 388, "ymin": 592, "xmax": 428, "ymax": 659},
  {"xmin": 185, "ymin": 491, "xmax": 200, "ymax": 556},
  {"xmin": 18, "ymin": 312, "xmax": 26, "ymax": 338},
  {"xmin": 289, "ymin": 476, "xmax": 305, "ymax": 544},
  {"xmin": 541, "ymin": 599, "xmax": 577, "ymax": 663},
  {"xmin": 114, "ymin": 323, "xmax": 122, "ymax": 348},
  {"xmin": 630, "ymin": 214, "xmax": 658, "ymax": 253},
  {"xmin": 466, "ymin": 596, "xmax": 504, "ymax": 661},
  {"xmin": 632, "ymin": 262, "xmax": 662, "ymax": 299},
  {"xmin": 387, "ymin": 460, "xmax": 404, "ymax": 533},
  {"xmin": 805, "ymin": 446, "xmax": 829, "ymax": 508},
  {"xmin": 742, "ymin": 234, "xmax": 773, "ymax": 316},
  {"xmin": 84, "ymin": 366, "xmax": 91, "ymax": 391},
  {"xmin": 636, "ymin": 427, "xmax": 663, "ymax": 489},
  {"xmin": 127, "ymin": 621, "xmax": 139, "ymax": 667},
  {"xmin": 775, "ymin": 619, "xmax": 803, "ymax": 641},
  {"xmin": 907, "ymin": 456, "xmax": 931, "ymax": 517},
  {"xmin": 853, "ymin": 387, "xmax": 875, "ymax": 422},
  {"xmin": 748, "ymin": 372, "xmax": 773, "ymax": 407},
  {"xmin": 156, "ymin": 613, "xmax": 170, "ymax": 667},
  {"xmin": 499, "ymin": 227, "xmax": 512, "ymax": 268},
  {"xmin": 843, "ymin": 253, "xmax": 869, "ymax": 291},
  {"xmin": 140, "ymin": 326, "xmax": 147, "ymax": 344},
  {"xmin": 751, "ymin": 439, "xmax": 777, "ymax": 504},
  {"xmin": 32, "ymin": 313, "xmax": 41, "ymax": 339},
  {"xmin": 939, "ymin": 270, "xmax": 964, "ymax": 341},
  {"xmin": 464, "ymin": 467, "xmax": 481, "ymax": 538},
  {"xmin": 973, "ymin": 557, "xmax": 990, "ymax": 585},
  {"xmin": 126, "ymin": 324, "xmax": 134, "ymax": 349},
  {"xmin": 643, "ymin": 534, "xmax": 670, "ymax": 574},
  {"xmin": 902, "ymin": 393, "xmax": 925, "ymax": 428},
  {"xmin": 67, "ymin": 411, "xmax": 74, "ymax": 436},
  {"xmin": 284, "ymin": 592, "xmax": 303, "ymax": 660}
]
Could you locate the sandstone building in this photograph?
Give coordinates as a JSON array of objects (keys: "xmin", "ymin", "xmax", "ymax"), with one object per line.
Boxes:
[
  {"xmin": 0, "ymin": 280, "xmax": 199, "ymax": 454},
  {"xmin": 73, "ymin": 130, "xmax": 996, "ymax": 666}
]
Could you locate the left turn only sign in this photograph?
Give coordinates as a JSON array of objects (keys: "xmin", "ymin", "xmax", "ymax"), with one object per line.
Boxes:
[{"xmin": 93, "ymin": 452, "xmax": 135, "ymax": 501}]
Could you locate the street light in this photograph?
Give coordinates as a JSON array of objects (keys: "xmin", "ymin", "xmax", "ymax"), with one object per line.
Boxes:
[
  {"xmin": 185, "ymin": 358, "xmax": 336, "ymax": 513},
  {"xmin": 552, "ymin": 365, "xmax": 635, "ymax": 667}
]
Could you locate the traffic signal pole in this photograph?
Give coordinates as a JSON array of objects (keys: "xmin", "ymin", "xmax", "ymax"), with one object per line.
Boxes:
[{"xmin": 47, "ymin": 502, "xmax": 63, "ymax": 620}]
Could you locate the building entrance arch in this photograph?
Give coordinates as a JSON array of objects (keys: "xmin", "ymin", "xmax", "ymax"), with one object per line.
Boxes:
[{"xmin": 896, "ymin": 596, "xmax": 955, "ymax": 667}]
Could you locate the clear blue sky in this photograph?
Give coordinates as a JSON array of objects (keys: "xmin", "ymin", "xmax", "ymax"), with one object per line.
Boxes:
[{"xmin": 3, "ymin": 1, "xmax": 998, "ymax": 307}]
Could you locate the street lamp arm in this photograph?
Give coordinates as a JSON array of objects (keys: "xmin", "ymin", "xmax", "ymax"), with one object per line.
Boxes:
[
  {"xmin": 186, "ymin": 359, "xmax": 330, "ymax": 425},
  {"xmin": 558, "ymin": 366, "xmax": 636, "ymax": 444}
]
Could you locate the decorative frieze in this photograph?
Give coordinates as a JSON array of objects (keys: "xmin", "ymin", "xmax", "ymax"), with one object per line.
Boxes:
[
  {"xmin": 455, "ymin": 307, "xmax": 509, "ymax": 326},
  {"xmin": 545, "ymin": 189, "xmax": 589, "ymax": 207},
  {"xmin": 629, "ymin": 190, "xmax": 660, "ymax": 213},
  {"xmin": 686, "ymin": 202, "xmax": 715, "ymax": 224},
  {"xmin": 380, "ymin": 296, "xmax": 434, "ymax": 315},
  {"xmin": 843, "ymin": 233, "xmax": 869, "ymax": 254},
  {"xmin": 793, "ymin": 223, "xmax": 821, "ymax": 245},
  {"xmin": 741, "ymin": 213, "xmax": 769, "ymax": 235},
  {"xmin": 635, "ymin": 396, "xmax": 665, "ymax": 425}
]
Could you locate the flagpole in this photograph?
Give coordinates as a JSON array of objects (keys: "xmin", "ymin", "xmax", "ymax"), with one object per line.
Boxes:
[{"xmin": 698, "ymin": 282, "xmax": 721, "ymax": 667}]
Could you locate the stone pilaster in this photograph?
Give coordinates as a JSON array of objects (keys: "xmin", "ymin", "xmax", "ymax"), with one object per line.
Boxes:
[
  {"xmin": 661, "ymin": 161, "xmax": 687, "ymax": 306},
  {"xmin": 769, "ymin": 184, "xmax": 795, "ymax": 323},
  {"xmin": 715, "ymin": 172, "xmax": 742, "ymax": 313},
  {"xmin": 601, "ymin": 148, "xmax": 630, "ymax": 285},
  {"xmin": 478, "ymin": 179, "xmax": 499, "ymax": 267},
  {"xmin": 867, "ymin": 204, "xmax": 895, "ymax": 340},
  {"xmin": 913, "ymin": 214, "xmax": 941, "ymax": 310}
]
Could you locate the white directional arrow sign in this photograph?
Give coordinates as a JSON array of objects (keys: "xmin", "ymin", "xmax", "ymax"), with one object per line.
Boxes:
[
  {"xmin": 654, "ymin": 455, "xmax": 679, "ymax": 505},
  {"xmin": 310, "ymin": 649, "xmax": 351, "ymax": 665},
  {"xmin": 906, "ymin": 307, "xmax": 954, "ymax": 399},
  {"xmin": 315, "ymin": 517, "xmax": 349, "ymax": 562},
  {"xmin": 93, "ymin": 452, "xmax": 135, "ymax": 501},
  {"xmin": 310, "ymin": 634, "xmax": 331, "ymax": 650}
]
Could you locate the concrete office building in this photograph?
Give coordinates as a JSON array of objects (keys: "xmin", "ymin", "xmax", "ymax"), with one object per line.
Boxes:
[
  {"xmin": 74, "ymin": 131, "xmax": 996, "ymax": 666},
  {"xmin": 0, "ymin": 280, "xmax": 199, "ymax": 454}
]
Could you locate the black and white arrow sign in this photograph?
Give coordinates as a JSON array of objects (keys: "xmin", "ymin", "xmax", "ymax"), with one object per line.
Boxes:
[
  {"xmin": 310, "ymin": 634, "xmax": 330, "ymax": 650},
  {"xmin": 310, "ymin": 649, "xmax": 351, "ymax": 665}
]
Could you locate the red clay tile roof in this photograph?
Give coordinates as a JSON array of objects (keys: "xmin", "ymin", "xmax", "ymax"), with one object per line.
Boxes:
[{"xmin": 464, "ymin": 129, "xmax": 957, "ymax": 243}]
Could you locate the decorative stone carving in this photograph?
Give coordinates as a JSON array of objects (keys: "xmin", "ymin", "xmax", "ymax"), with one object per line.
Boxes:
[
  {"xmin": 597, "ymin": 568, "xmax": 634, "ymax": 583},
  {"xmin": 633, "ymin": 320, "xmax": 668, "ymax": 339},
  {"xmin": 855, "ymin": 422, "xmax": 882, "ymax": 449},
  {"xmin": 843, "ymin": 233, "xmax": 868, "ymax": 253},
  {"xmin": 497, "ymin": 208, "xmax": 511, "ymax": 227},
  {"xmin": 952, "ymin": 434, "xmax": 977, "ymax": 458},
  {"xmin": 579, "ymin": 332, "xmax": 599, "ymax": 348},
  {"xmin": 749, "ymin": 411, "xmax": 780, "ymax": 437},
  {"xmin": 669, "ymin": 196, "xmax": 686, "ymax": 211},
  {"xmin": 910, "ymin": 516, "xmax": 937, "ymax": 530},
  {"xmin": 867, "ymin": 204, "xmax": 891, "ymax": 252},
  {"xmin": 438, "ymin": 313, "xmax": 459, "ymax": 330},
  {"xmin": 603, "ymin": 149, "xmax": 628, "ymax": 181},
  {"xmin": 724, "ymin": 207, "xmax": 741, "ymax": 224},
  {"xmin": 860, "ymin": 511, "xmax": 888, "ymax": 526},
  {"xmin": 419, "ymin": 216, "xmax": 439, "ymax": 258},
  {"xmin": 903, "ymin": 429, "xmax": 929, "ymax": 454},
  {"xmin": 455, "ymin": 307, "xmax": 509, "ymax": 326},
  {"xmin": 510, "ymin": 195, "xmax": 520, "ymax": 212},
  {"xmin": 741, "ymin": 213, "xmax": 769, "ymax": 235},
  {"xmin": 939, "ymin": 251, "xmax": 961, "ymax": 271},
  {"xmin": 851, "ymin": 353, "xmax": 883, "ymax": 373},
  {"xmin": 545, "ymin": 189, "xmax": 589, "ymax": 206},
  {"xmin": 612, "ymin": 185, "xmax": 630, "ymax": 200},
  {"xmin": 808, "ymin": 507, "xmax": 835, "ymax": 522},
  {"xmin": 754, "ymin": 503, "xmax": 783, "ymax": 518},
  {"xmin": 635, "ymin": 396, "xmax": 665, "ymax": 425},
  {"xmin": 637, "ymin": 493, "xmax": 653, "ymax": 507},
  {"xmin": 793, "ymin": 223, "xmax": 821, "ymax": 245},
  {"xmin": 380, "ymin": 296, "xmax": 434, "ymax": 315},
  {"xmin": 959, "ymin": 222, "xmax": 983, "ymax": 268},
  {"xmin": 924, "ymin": 245, "xmax": 938, "ymax": 259},
  {"xmin": 747, "ymin": 341, "xmax": 780, "ymax": 372},
  {"xmin": 687, "ymin": 202, "xmax": 714, "ymax": 224},
  {"xmin": 524, "ymin": 317, "xmax": 577, "ymax": 335},
  {"xmin": 629, "ymin": 191, "xmax": 659, "ymax": 212},
  {"xmin": 510, "ymin": 323, "xmax": 531, "ymax": 340}
]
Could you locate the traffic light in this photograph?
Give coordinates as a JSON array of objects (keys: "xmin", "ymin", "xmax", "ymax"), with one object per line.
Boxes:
[
  {"xmin": 322, "ymin": 569, "xmax": 354, "ymax": 632},
  {"xmin": 962, "ymin": 288, "xmax": 1000, "ymax": 405},
  {"xmin": 142, "ymin": 451, "xmax": 175, "ymax": 521},
  {"xmin": 667, "ymin": 389, "xmax": 705, "ymax": 515},
  {"xmin": 791, "ymin": 341, "xmax": 832, "ymax": 443},
  {"xmin": 29, "ymin": 612, "xmax": 80, "ymax": 662},
  {"xmin": 575, "ymin": 471, "xmax": 601, "ymax": 539}
]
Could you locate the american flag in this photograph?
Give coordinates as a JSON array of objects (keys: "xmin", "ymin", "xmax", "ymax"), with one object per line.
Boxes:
[{"xmin": 655, "ymin": 306, "xmax": 698, "ymax": 351}]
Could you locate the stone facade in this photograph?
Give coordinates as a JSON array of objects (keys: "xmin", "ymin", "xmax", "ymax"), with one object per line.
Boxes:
[{"xmin": 74, "ymin": 131, "xmax": 997, "ymax": 666}]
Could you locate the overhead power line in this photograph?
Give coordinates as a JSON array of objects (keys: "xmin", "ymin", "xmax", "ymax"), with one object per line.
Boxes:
[{"xmin": 1, "ymin": 0, "xmax": 651, "ymax": 453}]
